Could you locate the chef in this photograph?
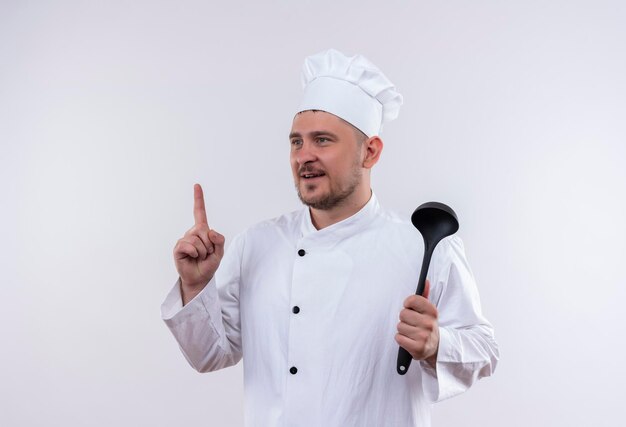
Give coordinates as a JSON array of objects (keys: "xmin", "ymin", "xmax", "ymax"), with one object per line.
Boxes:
[{"xmin": 161, "ymin": 49, "xmax": 499, "ymax": 426}]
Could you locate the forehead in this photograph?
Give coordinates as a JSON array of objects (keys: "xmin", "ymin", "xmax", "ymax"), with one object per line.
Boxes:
[{"xmin": 291, "ymin": 110, "xmax": 352, "ymax": 133}]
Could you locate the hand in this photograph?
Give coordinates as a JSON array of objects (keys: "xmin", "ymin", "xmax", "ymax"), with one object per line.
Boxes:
[
  {"xmin": 173, "ymin": 184, "xmax": 225, "ymax": 304},
  {"xmin": 395, "ymin": 279, "xmax": 440, "ymax": 367}
]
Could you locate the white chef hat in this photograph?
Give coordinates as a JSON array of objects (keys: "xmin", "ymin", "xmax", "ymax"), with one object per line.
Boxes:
[{"xmin": 297, "ymin": 48, "xmax": 403, "ymax": 137}]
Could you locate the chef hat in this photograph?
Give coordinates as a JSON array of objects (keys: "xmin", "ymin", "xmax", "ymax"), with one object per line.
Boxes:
[{"xmin": 297, "ymin": 48, "xmax": 403, "ymax": 137}]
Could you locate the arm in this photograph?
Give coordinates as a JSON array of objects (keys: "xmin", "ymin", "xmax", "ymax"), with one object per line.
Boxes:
[
  {"xmin": 161, "ymin": 233, "xmax": 244, "ymax": 372},
  {"xmin": 160, "ymin": 184, "xmax": 242, "ymax": 372},
  {"xmin": 420, "ymin": 236, "xmax": 499, "ymax": 402}
]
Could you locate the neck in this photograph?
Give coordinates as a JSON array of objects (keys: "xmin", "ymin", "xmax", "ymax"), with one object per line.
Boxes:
[{"xmin": 309, "ymin": 187, "xmax": 372, "ymax": 230}]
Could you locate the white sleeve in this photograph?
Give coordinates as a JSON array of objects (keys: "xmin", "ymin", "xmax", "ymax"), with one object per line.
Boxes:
[
  {"xmin": 160, "ymin": 233, "xmax": 244, "ymax": 373},
  {"xmin": 420, "ymin": 235, "xmax": 500, "ymax": 402}
]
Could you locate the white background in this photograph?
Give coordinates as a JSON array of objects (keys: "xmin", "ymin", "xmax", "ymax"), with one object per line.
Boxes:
[{"xmin": 1, "ymin": 1, "xmax": 625, "ymax": 426}]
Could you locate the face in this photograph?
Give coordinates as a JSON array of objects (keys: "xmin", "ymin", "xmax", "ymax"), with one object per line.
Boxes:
[{"xmin": 289, "ymin": 111, "xmax": 365, "ymax": 211}]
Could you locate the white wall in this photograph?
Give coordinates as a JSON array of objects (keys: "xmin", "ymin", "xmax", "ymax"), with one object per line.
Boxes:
[{"xmin": 1, "ymin": 1, "xmax": 624, "ymax": 425}]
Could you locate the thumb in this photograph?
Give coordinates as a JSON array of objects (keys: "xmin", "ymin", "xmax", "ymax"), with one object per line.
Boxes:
[{"xmin": 423, "ymin": 279, "xmax": 431, "ymax": 300}]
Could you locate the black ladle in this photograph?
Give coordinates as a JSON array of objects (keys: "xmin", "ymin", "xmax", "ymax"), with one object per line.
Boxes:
[{"xmin": 396, "ymin": 202, "xmax": 459, "ymax": 375}]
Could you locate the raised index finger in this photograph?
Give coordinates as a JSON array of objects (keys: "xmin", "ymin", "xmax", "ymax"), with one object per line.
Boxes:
[{"xmin": 193, "ymin": 183, "xmax": 208, "ymax": 225}]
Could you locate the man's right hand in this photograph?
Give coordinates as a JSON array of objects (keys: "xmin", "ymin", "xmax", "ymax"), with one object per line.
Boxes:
[{"xmin": 173, "ymin": 183, "xmax": 225, "ymax": 305}]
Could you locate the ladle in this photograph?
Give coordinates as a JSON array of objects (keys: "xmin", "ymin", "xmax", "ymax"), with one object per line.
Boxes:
[{"xmin": 396, "ymin": 202, "xmax": 459, "ymax": 375}]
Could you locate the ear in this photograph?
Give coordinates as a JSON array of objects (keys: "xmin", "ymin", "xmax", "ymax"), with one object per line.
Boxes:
[{"xmin": 362, "ymin": 136, "xmax": 383, "ymax": 169}]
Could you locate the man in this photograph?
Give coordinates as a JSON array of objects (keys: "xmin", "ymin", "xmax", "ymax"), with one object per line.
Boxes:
[{"xmin": 162, "ymin": 49, "xmax": 498, "ymax": 426}]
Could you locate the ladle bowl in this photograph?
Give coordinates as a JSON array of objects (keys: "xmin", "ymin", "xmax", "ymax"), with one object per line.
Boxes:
[{"xmin": 397, "ymin": 202, "xmax": 459, "ymax": 375}]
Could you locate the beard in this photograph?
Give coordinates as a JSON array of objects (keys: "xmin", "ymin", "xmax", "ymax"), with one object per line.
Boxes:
[{"xmin": 295, "ymin": 164, "xmax": 363, "ymax": 211}]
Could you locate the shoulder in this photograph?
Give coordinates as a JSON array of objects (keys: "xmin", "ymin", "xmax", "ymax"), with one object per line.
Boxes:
[
  {"xmin": 374, "ymin": 204, "xmax": 421, "ymax": 238},
  {"xmin": 433, "ymin": 234, "xmax": 467, "ymax": 260},
  {"xmin": 374, "ymin": 203, "xmax": 466, "ymax": 248}
]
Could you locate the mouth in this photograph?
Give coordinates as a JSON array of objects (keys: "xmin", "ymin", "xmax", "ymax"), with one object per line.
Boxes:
[{"xmin": 299, "ymin": 170, "xmax": 326, "ymax": 180}]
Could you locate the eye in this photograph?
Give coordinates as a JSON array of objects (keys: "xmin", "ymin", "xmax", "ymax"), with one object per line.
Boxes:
[
  {"xmin": 290, "ymin": 139, "xmax": 303, "ymax": 147},
  {"xmin": 316, "ymin": 137, "xmax": 329, "ymax": 144}
]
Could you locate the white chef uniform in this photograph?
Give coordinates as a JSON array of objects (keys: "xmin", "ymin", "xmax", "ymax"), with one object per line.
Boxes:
[{"xmin": 161, "ymin": 193, "xmax": 499, "ymax": 426}]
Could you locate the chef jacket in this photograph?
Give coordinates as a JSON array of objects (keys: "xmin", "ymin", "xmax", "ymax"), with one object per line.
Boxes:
[{"xmin": 161, "ymin": 193, "xmax": 499, "ymax": 426}]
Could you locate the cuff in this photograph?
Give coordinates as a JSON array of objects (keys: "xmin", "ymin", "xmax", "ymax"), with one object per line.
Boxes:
[
  {"xmin": 160, "ymin": 277, "xmax": 219, "ymax": 327},
  {"xmin": 420, "ymin": 326, "xmax": 454, "ymax": 402}
]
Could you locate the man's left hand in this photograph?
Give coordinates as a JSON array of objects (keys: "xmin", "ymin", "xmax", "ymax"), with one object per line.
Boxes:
[{"xmin": 395, "ymin": 279, "xmax": 440, "ymax": 367}]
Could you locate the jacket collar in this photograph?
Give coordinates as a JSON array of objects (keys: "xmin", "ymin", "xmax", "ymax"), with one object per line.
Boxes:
[{"xmin": 300, "ymin": 191, "xmax": 381, "ymax": 246}]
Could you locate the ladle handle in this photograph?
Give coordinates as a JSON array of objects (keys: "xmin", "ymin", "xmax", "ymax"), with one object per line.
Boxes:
[{"xmin": 396, "ymin": 246, "xmax": 433, "ymax": 375}]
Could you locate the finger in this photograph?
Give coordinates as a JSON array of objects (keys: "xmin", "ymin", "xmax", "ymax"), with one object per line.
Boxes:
[
  {"xmin": 399, "ymin": 308, "xmax": 428, "ymax": 327},
  {"xmin": 193, "ymin": 183, "xmax": 209, "ymax": 225},
  {"xmin": 398, "ymin": 312, "xmax": 437, "ymax": 336},
  {"xmin": 186, "ymin": 235, "xmax": 208, "ymax": 260},
  {"xmin": 423, "ymin": 279, "xmax": 430, "ymax": 299},
  {"xmin": 209, "ymin": 230, "xmax": 225, "ymax": 258},
  {"xmin": 184, "ymin": 224, "xmax": 211, "ymax": 251},
  {"xmin": 174, "ymin": 240, "xmax": 199, "ymax": 259},
  {"xmin": 397, "ymin": 323, "xmax": 432, "ymax": 347},
  {"xmin": 403, "ymin": 294, "xmax": 426, "ymax": 310},
  {"xmin": 403, "ymin": 295, "xmax": 438, "ymax": 318},
  {"xmin": 397, "ymin": 321, "xmax": 418, "ymax": 337},
  {"xmin": 394, "ymin": 333, "xmax": 417, "ymax": 358}
]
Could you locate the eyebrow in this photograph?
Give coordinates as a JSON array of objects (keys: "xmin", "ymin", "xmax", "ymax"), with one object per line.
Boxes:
[{"xmin": 288, "ymin": 130, "xmax": 339, "ymax": 140}]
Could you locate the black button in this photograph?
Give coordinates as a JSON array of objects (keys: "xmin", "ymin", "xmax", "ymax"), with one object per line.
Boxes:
[
  {"xmin": 290, "ymin": 366, "xmax": 298, "ymax": 375},
  {"xmin": 292, "ymin": 306, "xmax": 300, "ymax": 314},
  {"xmin": 298, "ymin": 249, "xmax": 306, "ymax": 256}
]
